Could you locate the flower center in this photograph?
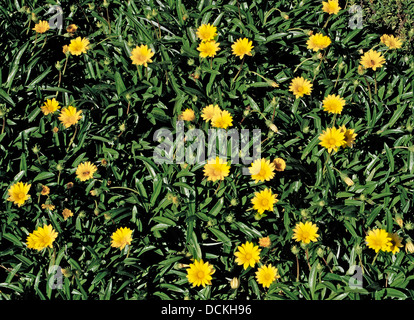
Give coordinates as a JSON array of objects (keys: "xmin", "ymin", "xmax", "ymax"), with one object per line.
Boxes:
[
  {"xmin": 328, "ymin": 138, "xmax": 336, "ymax": 145},
  {"xmin": 261, "ymin": 199, "xmax": 269, "ymax": 207},
  {"xmin": 245, "ymin": 253, "xmax": 252, "ymax": 260},
  {"xmin": 213, "ymin": 168, "xmax": 222, "ymax": 176},
  {"xmin": 301, "ymin": 231, "xmax": 309, "ymax": 239},
  {"xmin": 83, "ymin": 171, "xmax": 90, "ymax": 176},
  {"xmin": 197, "ymin": 271, "xmax": 205, "ymax": 279},
  {"xmin": 297, "ymin": 86, "xmax": 304, "ymax": 93},
  {"xmin": 18, "ymin": 192, "xmax": 26, "ymax": 199}
]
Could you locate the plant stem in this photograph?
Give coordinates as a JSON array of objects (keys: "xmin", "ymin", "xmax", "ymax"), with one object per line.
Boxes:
[
  {"xmin": 305, "ymin": 248, "xmax": 311, "ymax": 270},
  {"xmin": 296, "ymin": 255, "xmax": 300, "ymax": 281},
  {"xmin": 372, "ymin": 251, "xmax": 379, "ymax": 265},
  {"xmin": 232, "ymin": 57, "xmax": 245, "ymax": 83},
  {"xmin": 66, "ymin": 125, "xmax": 78, "ymax": 153}
]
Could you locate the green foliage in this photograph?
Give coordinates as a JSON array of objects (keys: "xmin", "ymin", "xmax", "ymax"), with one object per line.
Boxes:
[{"xmin": 0, "ymin": 0, "xmax": 413, "ymax": 300}]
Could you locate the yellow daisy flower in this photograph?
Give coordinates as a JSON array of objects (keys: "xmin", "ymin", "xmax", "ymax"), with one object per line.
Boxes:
[
  {"xmin": 33, "ymin": 20, "xmax": 50, "ymax": 33},
  {"xmin": 322, "ymin": 94, "xmax": 346, "ymax": 114},
  {"xmin": 360, "ymin": 49, "xmax": 386, "ymax": 71},
  {"xmin": 180, "ymin": 108, "xmax": 195, "ymax": 121},
  {"xmin": 186, "ymin": 259, "xmax": 215, "ymax": 287},
  {"xmin": 197, "ymin": 40, "xmax": 220, "ymax": 58},
  {"xmin": 203, "ymin": 157, "xmax": 230, "ymax": 182},
  {"xmin": 76, "ymin": 161, "xmax": 98, "ymax": 182},
  {"xmin": 255, "ymin": 264, "xmax": 280, "ymax": 288},
  {"xmin": 7, "ymin": 182, "xmax": 31, "ymax": 207},
  {"xmin": 318, "ymin": 127, "xmax": 345, "ymax": 153},
  {"xmin": 258, "ymin": 236, "xmax": 271, "ymax": 248},
  {"xmin": 380, "ymin": 34, "xmax": 403, "ymax": 50},
  {"xmin": 130, "ymin": 44, "xmax": 155, "ymax": 67},
  {"xmin": 273, "ymin": 158, "xmax": 286, "ymax": 172},
  {"xmin": 339, "ymin": 125, "xmax": 357, "ymax": 148},
  {"xmin": 40, "ymin": 98, "xmax": 60, "ymax": 115},
  {"xmin": 365, "ymin": 228, "xmax": 392, "ymax": 253},
  {"xmin": 386, "ymin": 232, "xmax": 403, "ymax": 254},
  {"xmin": 111, "ymin": 227, "xmax": 133, "ymax": 250},
  {"xmin": 196, "ymin": 23, "xmax": 217, "ymax": 42},
  {"xmin": 26, "ymin": 225, "xmax": 58, "ymax": 251},
  {"xmin": 58, "ymin": 106, "xmax": 82, "ymax": 128},
  {"xmin": 62, "ymin": 208, "xmax": 74, "ymax": 220},
  {"xmin": 249, "ymin": 158, "xmax": 275, "ymax": 183},
  {"xmin": 292, "ymin": 221, "xmax": 319, "ymax": 244},
  {"xmin": 251, "ymin": 188, "xmax": 278, "ymax": 215},
  {"xmin": 41, "ymin": 203, "xmax": 55, "ymax": 211},
  {"xmin": 40, "ymin": 185, "xmax": 50, "ymax": 196},
  {"xmin": 66, "ymin": 24, "xmax": 78, "ymax": 33},
  {"xmin": 211, "ymin": 110, "xmax": 233, "ymax": 129},
  {"xmin": 201, "ymin": 104, "xmax": 221, "ymax": 122},
  {"xmin": 234, "ymin": 241, "xmax": 261, "ymax": 270},
  {"xmin": 306, "ymin": 33, "xmax": 331, "ymax": 51},
  {"xmin": 68, "ymin": 37, "xmax": 90, "ymax": 56},
  {"xmin": 322, "ymin": 0, "xmax": 341, "ymax": 15},
  {"xmin": 231, "ymin": 38, "xmax": 254, "ymax": 59},
  {"xmin": 62, "ymin": 45, "xmax": 69, "ymax": 55},
  {"xmin": 289, "ymin": 77, "xmax": 313, "ymax": 99}
]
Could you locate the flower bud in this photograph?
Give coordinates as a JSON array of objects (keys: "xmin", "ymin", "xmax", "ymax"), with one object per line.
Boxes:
[
  {"xmin": 395, "ymin": 214, "xmax": 404, "ymax": 228},
  {"xmin": 230, "ymin": 277, "xmax": 240, "ymax": 289},
  {"xmin": 405, "ymin": 240, "xmax": 414, "ymax": 254},
  {"xmin": 291, "ymin": 245, "xmax": 300, "ymax": 255},
  {"xmin": 316, "ymin": 247, "xmax": 325, "ymax": 258},
  {"xmin": 405, "ymin": 222, "xmax": 414, "ymax": 231}
]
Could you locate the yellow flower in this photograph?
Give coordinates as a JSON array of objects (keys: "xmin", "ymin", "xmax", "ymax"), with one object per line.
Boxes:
[
  {"xmin": 111, "ymin": 227, "xmax": 133, "ymax": 250},
  {"xmin": 130, "ymin": 44, "xmax": 155, "ymax": 67},
  {"xmin": 249, "ymin": 158, "xmax": 275, "ymax": 183},
  {"xmin": 386, "ymin": 232, "xmax": 403, "ymax": 254},
  {"xmin": 33, "ymin": 20, "xmax": 50, "ymax": 33},
  {"xmin": 62, "ymin": 45, "xmax": 69, "ymax": 55},
  {"xmin": 197, "ymin": 40, "xmax": 220, "ymax": 58},
  {"xmin": 360, "ymin": 49, "xmax": 386, "ymax": 71},
  {"xmin": 68, "ymin": 37, "xmax": 90, "ymax": 56},
  {"xmin": 255, "ymin": 264, "xmax": 280, "ymax": 288},
  {"xmin": 365, "ymin": 229, "xmax": 392, "ymax": 253},
  {"xmin": 62, "ymin": 208, "xmax": 74, "ymax": 220},
  {"xmin": 259, "ymin": 236, "xmax": 271, "ymax": 248},
  {"xmin": 76, "ymin": 161, "xmax": 98, "ymax": 182},
  {"xmin": 180, "ymin": 108, "xmax": 195, "ymax": 121},
  {"xmin": 26, "ymin": 225, "xmax": 58, "ymax": 251},
  {"xmin": 211, "ymin": 110, "xmax": 233, "ymax": 129},
  {"xmin": 41, "ymin": 203, "xmax": 55, "ymax": 211},
  {"xmin": 306, "ymin": 33, "xmax": 331, "ymax": 51},
  {"xmin": 380, "ymin": 34, "xmax": 403, "ymax": 50},
  {"xmin": 339, "ymin": 125, "xmax": 357, "ymax": 148},
  {"xmin": 40, "ymin": 185, "xmax": 50, "ymax": 196},
  {"xmin": 251, "ymin": 188, "xmax": 278, "ymax": 215},
  {"xmin": 292, "ymin": 221, "xmax": 319, "ymax": 244},
  {"xmin": 322, "ymin": 0, "xmax": 341, "ymax": 15},
  {"xmin": 234, "ymin": 241, "xmax": 261, "ymax": 270},
  {"xmin": 289, "ymin": 77, "xmax": 313, "ymax": 99},
  {"xmin": 58, "ymin": 106, "xmax": 82, "ymax": 128},
  {"xmin": 40, "ymin": 98, "xmax": 60, "ymax": 115},
  {"xmin": 201, "ymin": 104, "xmax": 221, "ymax": 122},
  {"xmin": 66, "ymin": 24, "xmax": 78, "ymax": 33},
  {"xmin": 273, "ymin": 158, "xmax": 286, "ymax": 172},
  {"xmin": 7, "ymin": 182, "xmax": 31, "ymax": 207},
  {"xmin": 231, "ymin": 38, "xmax": 254, "ymax": 59},
  {"xmin": 196, "ymin": 23, "xmax": 217, "ymax": 42},
  {"xmin": 322, "ymin": 94, "xmax": 346, "ymax": 114},
  {"xmin": 186, "ymin": 259, "xmax": 215, "ymax": 287},
  {"xmin": 318, "ymin": 127, "xmax": 345, "ymax": 153},
  {"xmin": 203, "ymin": 157, "xmax": 230, "ymax": 182}
]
